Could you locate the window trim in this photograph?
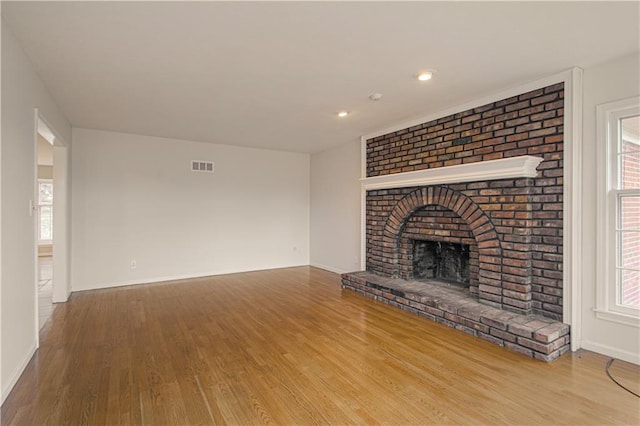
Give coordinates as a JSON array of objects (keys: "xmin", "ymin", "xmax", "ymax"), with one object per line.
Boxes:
[
  {"xmin": 595, "ymin": 96, "xmax": 640, "ymax": 327},
  {"xmin": 37, "ymin": 178, "xmax": 53, "ymax": 244}
]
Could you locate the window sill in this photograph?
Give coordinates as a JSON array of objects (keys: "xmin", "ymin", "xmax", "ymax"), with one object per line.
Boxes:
[{"xmin": 594, "ymin": 309, "xmax": 640, "ymax": 327}]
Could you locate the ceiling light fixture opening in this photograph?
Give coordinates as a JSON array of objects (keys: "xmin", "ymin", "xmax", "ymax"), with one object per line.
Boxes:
[
  {"xmin": 337, "ymin": 111, "xmax": 349, "ymax": 118},
  {"xmin": 417, "ymin": 71, "xmax": 433, "ymax": 81}
]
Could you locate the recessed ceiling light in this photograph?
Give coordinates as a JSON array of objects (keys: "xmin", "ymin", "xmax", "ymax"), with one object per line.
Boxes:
[
  {"xmin": 417, "ymin": 71, "xmax": 433, "ymax": 81},
  {"xmin": 369, "ymin": 93, "xmax": 383, "ymax": 101},
  {"xmin": 337, "ymin": 111, "xmax": 349, "ymax": 118}
]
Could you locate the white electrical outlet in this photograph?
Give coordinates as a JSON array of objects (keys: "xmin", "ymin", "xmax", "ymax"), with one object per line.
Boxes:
[{"xmin": 130, "ymin": 260, "xmax": 137, "ymax": 270}]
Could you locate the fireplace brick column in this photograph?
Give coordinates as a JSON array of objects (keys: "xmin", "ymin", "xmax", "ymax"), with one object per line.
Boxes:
[
  {"xmin": 364, "ymin": 83, "xmax": 564, "ymax": 319},
  {"xmin": 498, "ymin": 180, "xmax": 534, "ymax": 313}
]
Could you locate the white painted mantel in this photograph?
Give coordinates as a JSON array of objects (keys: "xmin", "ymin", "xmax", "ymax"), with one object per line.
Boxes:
[{"xmin": 361, "ymin": 155, "xmax": 543, "ymax": 191}]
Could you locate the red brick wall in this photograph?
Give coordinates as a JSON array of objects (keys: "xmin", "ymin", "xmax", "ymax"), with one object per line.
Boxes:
[{"xmin": 365, "ymin": 83, "xmax": 564, "ymax": 319}]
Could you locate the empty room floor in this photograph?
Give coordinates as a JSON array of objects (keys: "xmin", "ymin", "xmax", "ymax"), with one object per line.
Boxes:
[
  {"xmin": 38, "ymin": 256, "xmax": 53, "ymax": 330},
  {"xmin": 2, "ymin": 267, "xmax": 638, "ymax": 425}
]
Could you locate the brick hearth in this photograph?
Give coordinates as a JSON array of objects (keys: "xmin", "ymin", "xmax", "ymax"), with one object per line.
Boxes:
[{"xmin": 342, "ymin": 272, "xmax": 570, "ymax": 362}]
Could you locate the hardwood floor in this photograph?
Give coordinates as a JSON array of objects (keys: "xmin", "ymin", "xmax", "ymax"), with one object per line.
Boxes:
[
  {"xmin": 38, "ymin": 256, "xmax": 53, "ymax": 330},
  {"xmin": 2, "ymin": 266, "xmax": 638, "ymax": 425}
]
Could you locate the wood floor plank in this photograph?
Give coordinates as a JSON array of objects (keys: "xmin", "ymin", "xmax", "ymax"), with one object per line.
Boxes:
[{"xmin": 2, "ymin": 266, "xmax": 639, "ymax": 425}]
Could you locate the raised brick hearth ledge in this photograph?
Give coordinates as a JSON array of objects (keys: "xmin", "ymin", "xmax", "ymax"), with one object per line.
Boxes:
[{"xmin": 342, "ymin": 271, "xmax": 570, "ymax": 362}]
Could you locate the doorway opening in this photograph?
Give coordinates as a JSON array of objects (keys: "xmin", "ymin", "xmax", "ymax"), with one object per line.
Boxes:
[{"xmin": 36, "ymin": 119, "xmax": 55, "ymax": 329}]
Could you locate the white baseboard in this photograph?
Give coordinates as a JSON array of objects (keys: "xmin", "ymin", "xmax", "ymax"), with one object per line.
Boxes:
[
  {"xmin": 71, "ymin": 263, "xmax": 311, "ymax": 293},
  {"xmin": 581, "ymin": 340, "xmax": 640, "ymax": 365},
  {"xmin": 310, "ymin": 262, "xmax": 351, "ymax": 275},
  {"xmin": 1, "ymin": 341, "xmax": 37, "ymax": 405}
]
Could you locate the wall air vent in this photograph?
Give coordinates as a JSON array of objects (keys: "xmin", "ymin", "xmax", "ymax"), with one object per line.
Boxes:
[{"xmin": 191, "ymin": 160, "xmax": 214, "ymax": 173}]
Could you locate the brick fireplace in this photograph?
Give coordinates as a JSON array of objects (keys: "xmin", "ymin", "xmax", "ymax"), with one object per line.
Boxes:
[{"xmin": 342, "ymin": 83, "xmax": 571, "ymax": 361}]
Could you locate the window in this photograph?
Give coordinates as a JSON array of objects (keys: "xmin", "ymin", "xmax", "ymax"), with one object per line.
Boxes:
[
  {"xmin": 38, "ymin": 179, "xmax": 53, "ymax": 243},
  {"xmin": 618, "ymin": 117, "xmax": 640, "ymax": 309},
  {"xmin": 596, "ymin": 97, "xmax": 640, "ymax": 325}
]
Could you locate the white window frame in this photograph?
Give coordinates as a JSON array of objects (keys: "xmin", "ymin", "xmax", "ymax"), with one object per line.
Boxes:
[
  {"xmin": 37, "ymin": 178, "xmax": 53, "ymax": 244},
  {"xmin": 595, "ymin": 96, "xmax": 640, "ymax": 326}
]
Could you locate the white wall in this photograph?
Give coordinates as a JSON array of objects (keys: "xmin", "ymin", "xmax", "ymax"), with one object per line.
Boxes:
[
  {"xmin": 37, "ymin": 165, "xmax": 52, "ymax": 179},
  {"xmin": 580, "ymin": 52, "xmax": 640, "ymax": 363},
  {"xmin": 310, "ymin": 139, "xmax": 361, "ymax": 273},
  {"xmin": 37, "ymin": 134, "xmax": 53, "ymax": 165},
  {"xmin": 52, "ymin": 143, "xmax": 71, "ymax": 302},
  {"xmin": 71, "ymin": 129, "xmax": 309, "ymax": 291},
  {"xmin": 1, "ymin": 21, "xmax": 72, "ymax": 402}
]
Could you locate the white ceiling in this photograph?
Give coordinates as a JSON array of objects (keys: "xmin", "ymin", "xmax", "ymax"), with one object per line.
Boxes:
[{"xmin": 3, "ymin": 1, "xmax": 639, "ymax": 153}]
